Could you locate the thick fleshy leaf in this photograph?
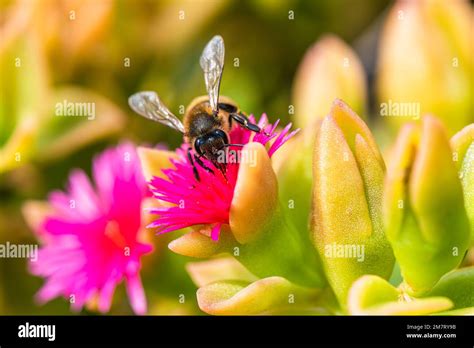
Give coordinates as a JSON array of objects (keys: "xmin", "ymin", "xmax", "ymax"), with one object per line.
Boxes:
[
  {"xmin": 235, "ymin": 201, "xmax": 325, "ymax": 288},
  {"xmin": 196, "ymin": 276, "xmax": 319, "ymax": 315},
  {"xmin": 312, "ymin": 100, "xmax": 394, "ymax": 306},
  {"xmin": 229, "ymin": 142, "xmax": 278, "ymax": 244},
  {"xmin": 313, "ymin": 115, "xmax": 372, "ymax": 241},
  {"xmin": 348, "ymin": 275, "xmax": 399, "ymax": 314},
  {"xmin": 410, "ymin": 117, "xmax": 467, "ymax": 244},
  {"xmin": 383, "ymin": 124, "xmax": 418, "ymax": 241},
  {"xmin": 425, "ymin": 267, "xmax": 474, "ymax": 309},
  {"xmin": 186, "ymin": 257, "xmax": 258, "ymax": 287},
  {"xmin": 168, "ymin": 226, "xmax": 236, "ymax": 258},
  {"xmin": 451, "ymin": 124, "xmax": 474, "ymax": 243},
  {"xmin": 362, "ymin": 298, "xmax": 453, "ymax": 316},
  {"xmin": 330, "ymin": 99, "xmax": 383, "ymax": 167},
  {"xmin": 354, "ymin": 134, "xmax": 385, "ymax": 236},
  {"xmin": 384, "ymin": 116, "xmax": 470, "ymax": 294},
  {"xmin": 451, "ymin": 124, "xmax": 474, "ymax": 170},
  {"xmin": 461, "ymin": 144, "xmax": 473, "ymax": 241},
  {"xmin": 348, "ymin": 275, "xmax": 453, "ymax": 315},
  {"xmin": 436, "ymin": 307, "xmax": 474, "ymax": 316}
]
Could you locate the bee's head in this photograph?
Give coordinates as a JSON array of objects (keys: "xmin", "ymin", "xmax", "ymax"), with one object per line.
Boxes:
[{"xmin": 194, "ymin": 129, "xmax": 229, "ymax": 162}]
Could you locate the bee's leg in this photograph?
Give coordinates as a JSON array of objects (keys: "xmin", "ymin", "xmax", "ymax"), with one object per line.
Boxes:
[
  {"xmin": 196, "ymin": 152, "xmax": 227, "ymax": 178},
  {"xmin": 210, "ymin": 159, "xmax": 227, "ymax": 180},
  {"xmin": 194, "ymin": 154, "xmax": 215, "ymax": 174},
  {"xmin": 229, "ymin": 113, "xmax": 271, "ymax": 136},
  {"xmin": 223, "ymin": 144, "xmax": 245, "ymax": 148},
  {"xmin": 187, "ymin": 148, "xmax": 200, "ymax": 182}
]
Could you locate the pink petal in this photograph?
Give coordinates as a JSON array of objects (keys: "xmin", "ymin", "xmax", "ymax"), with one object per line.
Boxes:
[
  {"xmin": 35, "ymin": 280, "xmax": 64, "ymax": 304},
  {"xmin": 126, "ymin": 273, "xmax": 147, "ymax": 315},
  {"xmin": 211, "ymin": 223, "xmax": 221, "ymax": 241},
  {"xmin": 148, "ymin": 115, "xmax": 296, "ymax": 242},
  {"xmin": 98, "ymin": 276, "xmax": 118, "ymax": 313},
  {"xmin": 67, "ymin": 170, "xmax": 102, "ymax": 219},
  {"xmin": 29, "ymin": 143, "xmax": 151, "ymax": 315}
]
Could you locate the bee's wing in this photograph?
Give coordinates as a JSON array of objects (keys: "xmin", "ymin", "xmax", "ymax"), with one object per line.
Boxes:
[
  {"xmin": 128, "ymin": 91, "xmax": 185, "ymax": 133},
  {"xmin": 200, "ymin": 35, "xmax": 225, "ymax": 113}
]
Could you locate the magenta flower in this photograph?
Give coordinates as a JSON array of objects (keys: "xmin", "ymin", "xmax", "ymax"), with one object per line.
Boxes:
[
  {"xmin": 148, "ymin": 115, "xmax": 298, "ymax": 241},
  {"xmin": 29, "ymin": 143, "xmax": 153, "ymax": 315}
]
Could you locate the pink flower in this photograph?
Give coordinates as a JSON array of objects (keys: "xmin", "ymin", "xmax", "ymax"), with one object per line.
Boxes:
[
  {"xmin": 30, "ymin": 143, "xmax": 153, "ymax": 315},
  {"xmin": 148, "ymin": 115, "xmax": 298, "ymax": 241}
]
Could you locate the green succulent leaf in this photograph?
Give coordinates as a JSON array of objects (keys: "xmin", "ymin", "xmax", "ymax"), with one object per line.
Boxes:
[
  {"xmin": 237, "ymin": 203, "xmax": 326, "ymax": 288},
  {"xmin": 436, "ymin": 307, "xmax": 474, "ymax": 316},
  {"xmin": 186, "ymin": 257, "xmax": 259, "ymax": 288},
  {"xmin": 196, "ymin": 276, "xmax": 320, "ymax": 315},
  {"xmin": 312, "ymin": 100, "xmax": 394, "ymax": 307},
  {"xmin": 451, "ymin": 124, "xmax": 474, "ymax": 243},
  {"xmin": 425, "ymin": 267, "xmax": 474, "ymax": 309},
  {"xmin": 348, "ymin": 275, "xmax": 453, "ymax": 315},
  {"xmin": 0, "ymin": 34, "xmax": 49, "ymax": 172},
  {"xmin": 384, "ymin": 116, "xmax": 470, "ymax": 294}
]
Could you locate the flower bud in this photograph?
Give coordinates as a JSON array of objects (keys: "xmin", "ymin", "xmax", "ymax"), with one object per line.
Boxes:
[
  {"xmin": 384, "ymin": 116, "xmax": 470, "ymax": 294},
  {"xmin": 292, "ymin": 35, "xmax": 367, "ymax": 128},
  {"xmin": 229, "ymin": 142, "xmax": 278, "ymax": 244},
  {"xmin": 311, "ymin": 99, "xmax": 394, "ymax": 306},
  {"xmin": 377, "ymin": 0, "xmax": 473, "ymax": 133}
]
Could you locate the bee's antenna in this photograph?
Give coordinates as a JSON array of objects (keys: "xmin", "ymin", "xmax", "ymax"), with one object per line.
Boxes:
[{"xmin": 223, "ymin": 144, "xmax": 244, "ymax": 148}]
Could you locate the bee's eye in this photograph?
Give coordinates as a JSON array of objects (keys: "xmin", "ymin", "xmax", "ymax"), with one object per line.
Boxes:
[
  {"xmin": 211, "ymin": 129, "xmax": 229, "ymax": 144},
  {"xmin": 194, "ymin": 137, "xmax": 205, "ymax": 155},
  {"xmin": 218, "ymin": 103, "xmax": 237, "ymax": 113}
]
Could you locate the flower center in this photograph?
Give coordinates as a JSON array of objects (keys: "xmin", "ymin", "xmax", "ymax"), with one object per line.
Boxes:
[{"xmin": 105, "ymin": 220, "xmax": 127, "ymax": 249}]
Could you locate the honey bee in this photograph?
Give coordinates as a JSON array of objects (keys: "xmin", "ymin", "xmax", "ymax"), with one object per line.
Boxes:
[{"xmin": 128, "ymin": 35, "xmax": 264, "ymax": 180}]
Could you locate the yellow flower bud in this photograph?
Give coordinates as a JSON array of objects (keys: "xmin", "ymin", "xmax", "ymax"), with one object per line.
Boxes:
[
  {"xmin": 384, "ymin": 116, "xmax": 470, "ymax": 294},
  {"xmin": 377, "ymin": 0, "xmax": 473, "ymax": 134},
  {"xmin": 312, "ymin": 99, "xmax": 394, "ymax": 306},
  {"xmin": 293, "ymin": 35, "xmax": 367, "ymax": 128}
]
